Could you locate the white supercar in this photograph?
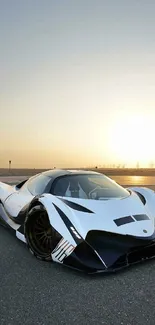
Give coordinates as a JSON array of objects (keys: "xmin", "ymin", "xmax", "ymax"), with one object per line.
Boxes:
[{"xmin": 0, "ymin": 169, "xmax": 155, "ymax": 273}]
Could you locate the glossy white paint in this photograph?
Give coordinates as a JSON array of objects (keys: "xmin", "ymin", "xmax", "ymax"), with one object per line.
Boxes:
[
  {"xmin": 51, "ymin": 238, "xmax": 75, "ymax": 263},
  {"xmin": 0, "ymin": 202, "xmax": 21, "ymax": 230},
  {"xmin": 0, "ymin": 182, "xmax": 15, "ymax": 202},
  {"xmin": 0, "ymin": 175, "xmax": 155, "ymax": 251},
  {"xmin": 16, "ymin": 230, "xmax": 27, "ymax": 243},
  {"xmin": 0, "ymin": 181, "xmax": 34, "ymax": 217},
  {"xmin": 127, "ymin": 187, "xmax": 155, "ymax": 218},
  {"xmin": 39, "ymin": 194, "xmax": 77, "ymax": 247},
  {"xmin": 4, "ymin": 187, "xmax": 34, "ymax": 217},
  {"xmin": 40, "ymin": 191, "xmax": 155, "ymax": 240}
]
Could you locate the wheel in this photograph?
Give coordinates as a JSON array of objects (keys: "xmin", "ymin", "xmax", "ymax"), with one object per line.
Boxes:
[{"xmin": 25, "ymin": 204, "xmax": 61, "ymax": 261}]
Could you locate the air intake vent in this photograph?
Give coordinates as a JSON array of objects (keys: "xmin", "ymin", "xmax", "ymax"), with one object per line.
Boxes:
[{"xmin": 135, "ymin": 191, "xmax": 146, "ymax": 205}]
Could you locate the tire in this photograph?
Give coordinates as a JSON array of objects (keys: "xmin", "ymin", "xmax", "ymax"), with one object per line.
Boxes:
[{"xmin": 24, "ymin": 204, "xmax": 61, "ymax": 261}]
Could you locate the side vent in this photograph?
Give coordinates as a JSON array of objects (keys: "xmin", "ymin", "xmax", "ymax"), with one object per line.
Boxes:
[{"xmin": 135, "ymin": 191, "xmax": 146, "ymax": 205}]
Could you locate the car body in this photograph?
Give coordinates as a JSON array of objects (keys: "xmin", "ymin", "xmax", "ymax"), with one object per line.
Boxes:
[{"xmin": 0, "ymin": 169, "xmax": 155, "ymax": 273}]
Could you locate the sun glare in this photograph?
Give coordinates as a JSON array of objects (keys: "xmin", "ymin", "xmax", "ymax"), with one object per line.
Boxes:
[{"xmin": 108, "ymin": 114, "xmax": 154, "ymax": 166}]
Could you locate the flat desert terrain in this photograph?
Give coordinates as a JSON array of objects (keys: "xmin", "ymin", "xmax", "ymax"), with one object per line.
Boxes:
[
  {"xmin": 1, "ymin": 167, "xmax": 155, "ymax": 177},
  {"xmin": 1, "ymin": 168, "xmax": 155, "ymax": 190}
]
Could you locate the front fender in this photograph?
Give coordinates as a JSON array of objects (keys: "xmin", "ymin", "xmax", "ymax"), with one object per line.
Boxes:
[
  {"xmin": 127, "ymin": 187, "xmax": 155, "ymax": 218},
  {"xmin": 38, "ymin": 194, "xmax": 82, "ymax": 247}
]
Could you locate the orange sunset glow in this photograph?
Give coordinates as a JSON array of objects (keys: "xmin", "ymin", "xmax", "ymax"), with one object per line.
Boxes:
[{"xmin": 0, "ymin": 2, "xmax": 155, "ymax": 169}]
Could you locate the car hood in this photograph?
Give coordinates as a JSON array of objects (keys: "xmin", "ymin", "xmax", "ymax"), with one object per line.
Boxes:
[{"xmin": 58, "ymin": 191, "xmax": 155, "ymax": 239}]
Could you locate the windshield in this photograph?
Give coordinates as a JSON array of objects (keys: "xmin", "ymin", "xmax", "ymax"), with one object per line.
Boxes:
[{"xmin": 53, "ymin": 174, "xmax": 129, "ymax": 200}]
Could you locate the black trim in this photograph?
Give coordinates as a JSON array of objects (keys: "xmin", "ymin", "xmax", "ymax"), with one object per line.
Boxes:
[
  {"xmin": 86, "ymin": 230, "xmax": 155, "ymax": 269},
  {"xmin": 134, "ymin": 214, "xmax": 149, "ymax": 221},
  {"xmin": 135, "ymin": 191, "xmax": 146, "ymax": 205},
  {"xmin": 0, "ymin": 202, "xmax": 16, "ymax": 232},
  {"xmin": 53, "ymin": 204, "xmax": 83, "ymax": 244},
  {"xmin": 64, "ymin": 241, "xmax": 105, "ymax": 273},
  {"xmin": 17, "ymin": 224, "xmax": 25, "ymax": 234},
  {"xmin": 13, "ymin": 203, "xmax": 30, "ymax": 224},
  {"xmin": 14, "ymin": 196, "xmax": 45, "ymax": 224},
  {"xmin": 114, "ymin": 214, "xmax": 150, "ymax": 227},
  {"xmin": 0, "ymin": 200, "xmax": 21, "ymax": 224},
  {"xmin": 59, "ymin": 198, "xmax": 94, "ymax": 213},
  {"xmin": 16, "ymin": 179, "xmax": 28, "ymax": 189},
  {"xmin": 114, "ymin": 216, "xmax": 135, "ymax": 226}
]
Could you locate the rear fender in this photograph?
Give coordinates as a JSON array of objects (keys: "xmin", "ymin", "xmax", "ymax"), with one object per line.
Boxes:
[{"xmin": 0, "ymin": 182, "xmax": 15, "ymax": 203}]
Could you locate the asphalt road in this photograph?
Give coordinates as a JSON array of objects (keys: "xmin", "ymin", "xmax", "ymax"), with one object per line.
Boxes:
[
  {"xmin": 1, "ymin": 176, "xmax": 155, "ymax": 325},
  {"xmin": 1, "ymin": 226, "xmax": 155, "ymax": 325}
]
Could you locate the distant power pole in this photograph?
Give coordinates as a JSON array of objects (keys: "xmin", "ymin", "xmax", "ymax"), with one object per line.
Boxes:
[{"xmin": 9, "ymin": 160, "xmax": 11, "ymax": 172}]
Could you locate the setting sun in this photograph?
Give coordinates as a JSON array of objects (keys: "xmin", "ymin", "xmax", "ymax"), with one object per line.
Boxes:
[
  {"xmin": 108, "ymin": 114, "xmax": 154, "ymax": 166},
  {"xmin": 0, "ymin": 1, "xmax": 155, "ymax": 169}
]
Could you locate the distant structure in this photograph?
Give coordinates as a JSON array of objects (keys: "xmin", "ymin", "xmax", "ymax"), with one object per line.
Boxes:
[
  {"xmin": 9, "ymin": 160, "xmax": 11, "ymax": 172},
  {"xmin": 136, "ymin": 162, "xmax": 140, "ymax": 169},
  {"xmin": 149, "ymin": 161, "xmax": 154, "ymax": 168}
]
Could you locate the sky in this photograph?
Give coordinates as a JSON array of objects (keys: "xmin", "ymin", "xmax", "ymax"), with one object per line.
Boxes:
[{"xmin": 0, "ymin": 0, "xmax": 155, "ymax": 168}]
